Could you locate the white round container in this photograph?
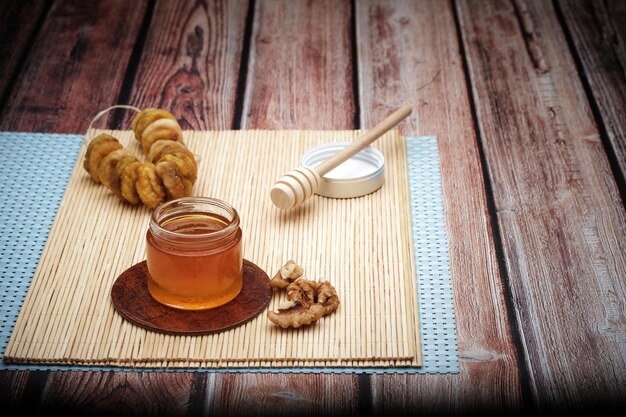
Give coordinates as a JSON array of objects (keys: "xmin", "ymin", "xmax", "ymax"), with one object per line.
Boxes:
[{"xmin": 301, "ymin": 142, "xmax": 385, "ymax": 198}]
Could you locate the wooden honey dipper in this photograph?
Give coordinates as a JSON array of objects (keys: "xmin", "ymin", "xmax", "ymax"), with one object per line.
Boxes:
[{"xmin": 270, "ymin": 105, "xmax": 412, "ymax": 210}]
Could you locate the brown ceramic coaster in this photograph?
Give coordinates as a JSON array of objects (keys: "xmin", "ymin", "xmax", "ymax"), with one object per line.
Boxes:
[{"xmin": 111, "ymin": 259, "xmax": 271, "ymax": 335}]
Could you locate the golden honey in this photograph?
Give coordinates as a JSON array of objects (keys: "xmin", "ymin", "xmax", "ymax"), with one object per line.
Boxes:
[{"xmin": 146, "ymin": 197, "xmax": 243, "ymax": 310}]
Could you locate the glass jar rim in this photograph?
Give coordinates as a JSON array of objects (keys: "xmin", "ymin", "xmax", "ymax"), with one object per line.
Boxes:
[{"xmin": 150, "ymin": 197, "xmax": 240, "ymax": 242}]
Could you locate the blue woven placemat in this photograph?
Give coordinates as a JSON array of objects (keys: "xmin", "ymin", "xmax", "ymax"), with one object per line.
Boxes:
[{"xmin": 0, "ymin": 132, "xmax": 458, "ymax": 374}]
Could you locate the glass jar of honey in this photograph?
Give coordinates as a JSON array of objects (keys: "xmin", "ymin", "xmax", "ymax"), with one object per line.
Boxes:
[{"xmin": 146, "ymin": 197, "xmax": 243, "ymax": 310}]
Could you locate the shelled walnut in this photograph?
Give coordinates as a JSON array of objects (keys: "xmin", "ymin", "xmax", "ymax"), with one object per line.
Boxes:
[{"xmin": 267, "ymin": 261, "xmax": 339, "ymax": 328}]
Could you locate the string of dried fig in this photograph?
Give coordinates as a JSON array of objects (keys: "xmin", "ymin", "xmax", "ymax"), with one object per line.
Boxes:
[
  {"xmin": 268, "ymin": 261, "xmax": 340, "ymax": 328},
  {"xmin": 83, "ymin": 108, "xmax": 197, "ymax": 208}
]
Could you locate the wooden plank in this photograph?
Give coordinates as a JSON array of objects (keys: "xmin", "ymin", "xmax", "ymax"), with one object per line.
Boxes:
[
  {"xmin": 201, "ymin": 374, "xmax": 360, "ymax": 415},
  {"xmin": 557, "ymin": 0, "xmax": 626, "ymax": 191},
  {"xmin": 0, "ymin": 371, "xmax": 37, "ymax": 410},
  {"xmin": 457, "ymin": 0, "xmax": 626, "ymax": 408},
  {"xmin": 0, "ymin": 0, "xmax": 247, "ymax": 412},
  {"xmin": 356, "ymin": 0, "xmax": 522, "ymax": 413},
  {"xmin": 216, "ymin": 0, "xmax": 361, "ymax": 412},
  {"xmin": 123, "ymin": 0, "xmax": 249, "ymax": 130},
  {"xmin": 0, "ymin": 371, "xmax": 198, "ymax": 414},
  {"xmin": 0, "ymin": 0, "xmax": 50, "ymax": 102},
  {"xmin": 28, "ymin": 372, "xmax": 362, "ymax": 415},
  {"xmin": 0, "ymin": 0, "xmax": 148, "ymax": 133},
  {"xmin": 241, "ymin": 0, "xmax": 355, "ymax": 129},
  {"xmin": 0, "ymin": 5, "xmax": 47, "ymax": 404},
  {"xmin": 0, "ymin": 1, "xmax": 152, "ymax": 409},
  {"xmin": 37, "ymin": 372, "xmax": 197, "ymax": 416}
]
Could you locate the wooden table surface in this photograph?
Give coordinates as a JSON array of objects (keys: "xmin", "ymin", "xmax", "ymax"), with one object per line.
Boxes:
[{"xmin": 1, "ymin": 0, "xmax": 625, "ymax": 415}]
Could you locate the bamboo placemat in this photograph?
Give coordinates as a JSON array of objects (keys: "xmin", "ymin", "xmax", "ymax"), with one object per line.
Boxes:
[{"xmin": 4, "ymin": 129, "xmax": 420, "ymax": 367}]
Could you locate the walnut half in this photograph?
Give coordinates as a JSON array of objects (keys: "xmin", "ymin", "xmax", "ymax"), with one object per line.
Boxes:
[{"xmin": 269, "ymin": 260, "xmax": 304, "ymax": 288}]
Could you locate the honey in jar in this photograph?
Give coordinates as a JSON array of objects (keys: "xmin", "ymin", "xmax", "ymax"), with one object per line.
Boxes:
[{"xmin": 146, "ymin": 197, "xmax": 243, "ymax": 310}]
